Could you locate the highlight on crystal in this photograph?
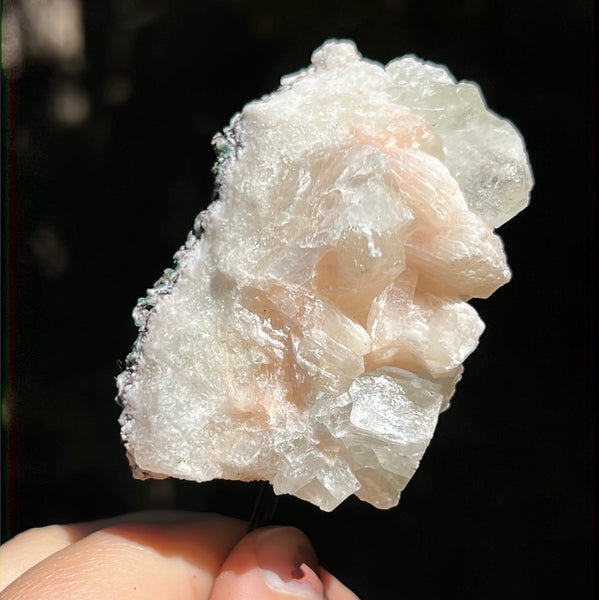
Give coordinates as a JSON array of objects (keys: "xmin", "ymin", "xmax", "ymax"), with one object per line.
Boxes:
[{"xmin": 116, "ymin": 39, "xmax": 533, "ymax": 511}]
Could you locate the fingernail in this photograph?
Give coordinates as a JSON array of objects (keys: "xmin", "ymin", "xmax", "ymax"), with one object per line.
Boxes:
[{"xmin": 255, "ymin": 527, "xmax": 324, "ymax": 599}]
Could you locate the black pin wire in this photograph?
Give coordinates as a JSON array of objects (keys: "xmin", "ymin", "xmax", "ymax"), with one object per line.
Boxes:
[{"xmin": 247, "ymin": 481, "xmax": 279, "ymax": 531}]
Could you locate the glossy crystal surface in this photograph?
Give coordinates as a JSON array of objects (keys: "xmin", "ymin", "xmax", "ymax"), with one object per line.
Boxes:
[{"xmin": 117, "ymin": 40, "xmax": 532, "ymax": 511}]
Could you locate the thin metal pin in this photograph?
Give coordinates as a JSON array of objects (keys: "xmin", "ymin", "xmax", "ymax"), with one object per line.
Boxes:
[{"xmin": 247, "ymin": 481, "xmax": 279, "ymax": 532}]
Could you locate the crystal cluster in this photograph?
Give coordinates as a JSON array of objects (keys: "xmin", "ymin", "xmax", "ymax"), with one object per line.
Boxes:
[{"xmin": 117, "ymin": 40, "xmax": 533, "ymax": 511}]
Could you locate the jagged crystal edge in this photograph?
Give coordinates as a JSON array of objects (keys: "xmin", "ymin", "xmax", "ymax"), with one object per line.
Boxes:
[{"xmin": 116, "ymin": 39, "xmax": 533, "ymax": 512}]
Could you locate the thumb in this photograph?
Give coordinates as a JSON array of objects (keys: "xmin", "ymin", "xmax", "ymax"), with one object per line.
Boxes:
[{"xmin": 209, "ymin": 525, "xmax": 359, "ymax": 600}]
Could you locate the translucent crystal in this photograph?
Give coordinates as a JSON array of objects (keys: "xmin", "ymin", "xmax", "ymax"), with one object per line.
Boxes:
[{"xmin": 116, "ymin": 40, "xmax": 533, "ymax": 511}]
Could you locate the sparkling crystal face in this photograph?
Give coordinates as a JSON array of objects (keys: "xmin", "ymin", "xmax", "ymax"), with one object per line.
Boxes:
[{"xmin": 116, "ymin": 40, "xmax": 533, "ymax": 511}]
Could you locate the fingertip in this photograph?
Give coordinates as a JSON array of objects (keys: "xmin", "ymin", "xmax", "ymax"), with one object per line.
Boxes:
[
  {"xmin": 210, "ymin": 525, "xmax": 358, "ymax": 600},
  {"xmin": 0, "ymin": 525, "xmax": 76, "ymax": 591},
  {"xmin": 320, "ymin": 566, "xmax": 361, "ymax": 600},
  {"xmin": 253, "ymin": 526, "xmax": 323, "ymax": 598},
  {"xmin": 210, "ymin": 525, "xmax": 322, "ymax": 599},
  {"xmin": 1, "ymin": 513, "xmax": 247, "ymax": 600}
]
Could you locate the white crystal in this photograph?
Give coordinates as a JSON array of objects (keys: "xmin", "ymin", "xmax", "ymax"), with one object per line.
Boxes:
[{"xmin": 116, "ymin": 40, "xmax": 533, "ymax": 511}]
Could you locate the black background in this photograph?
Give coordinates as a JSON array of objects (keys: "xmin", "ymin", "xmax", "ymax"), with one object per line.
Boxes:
[{"xmin": 2, "ymin": 1, "xmax": 594, "ymax": 598}]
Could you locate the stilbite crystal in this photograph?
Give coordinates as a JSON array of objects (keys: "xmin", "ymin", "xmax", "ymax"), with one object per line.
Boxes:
[{"xmin": 116, "ymin": 40, "xmax": 533, "ymax": 511}]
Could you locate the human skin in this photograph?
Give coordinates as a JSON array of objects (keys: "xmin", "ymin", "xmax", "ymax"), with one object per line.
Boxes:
[{"xmin": 0, "ymin": 511, "xmax": 359, "ymax": 599}]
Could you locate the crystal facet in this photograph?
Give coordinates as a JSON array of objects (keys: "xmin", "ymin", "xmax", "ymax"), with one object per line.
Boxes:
[{"xmin": 116, "ymin": 40, "xmax": 533, "ymax": 511}]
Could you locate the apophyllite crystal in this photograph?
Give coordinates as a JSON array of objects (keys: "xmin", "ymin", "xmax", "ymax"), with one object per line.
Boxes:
[{"xmin": 116, "ymin": 40, "xmax": 533, "ymax": 511}]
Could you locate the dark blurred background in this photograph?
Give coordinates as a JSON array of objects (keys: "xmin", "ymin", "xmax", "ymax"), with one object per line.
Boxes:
[{"xmin": 1, "ymin": 0, "xmax": 594, "ymax": 598}]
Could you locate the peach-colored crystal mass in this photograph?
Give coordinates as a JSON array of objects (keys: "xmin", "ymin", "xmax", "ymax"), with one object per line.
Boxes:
[{"xmin": 117, "ymin": 40, "xmax": 533, "ymax": 511}]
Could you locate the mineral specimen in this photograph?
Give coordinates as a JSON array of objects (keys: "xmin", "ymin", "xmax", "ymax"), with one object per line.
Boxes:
[{"xmin": 116, "ymin": 40, "xmax": 533, "ymax": 511}]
